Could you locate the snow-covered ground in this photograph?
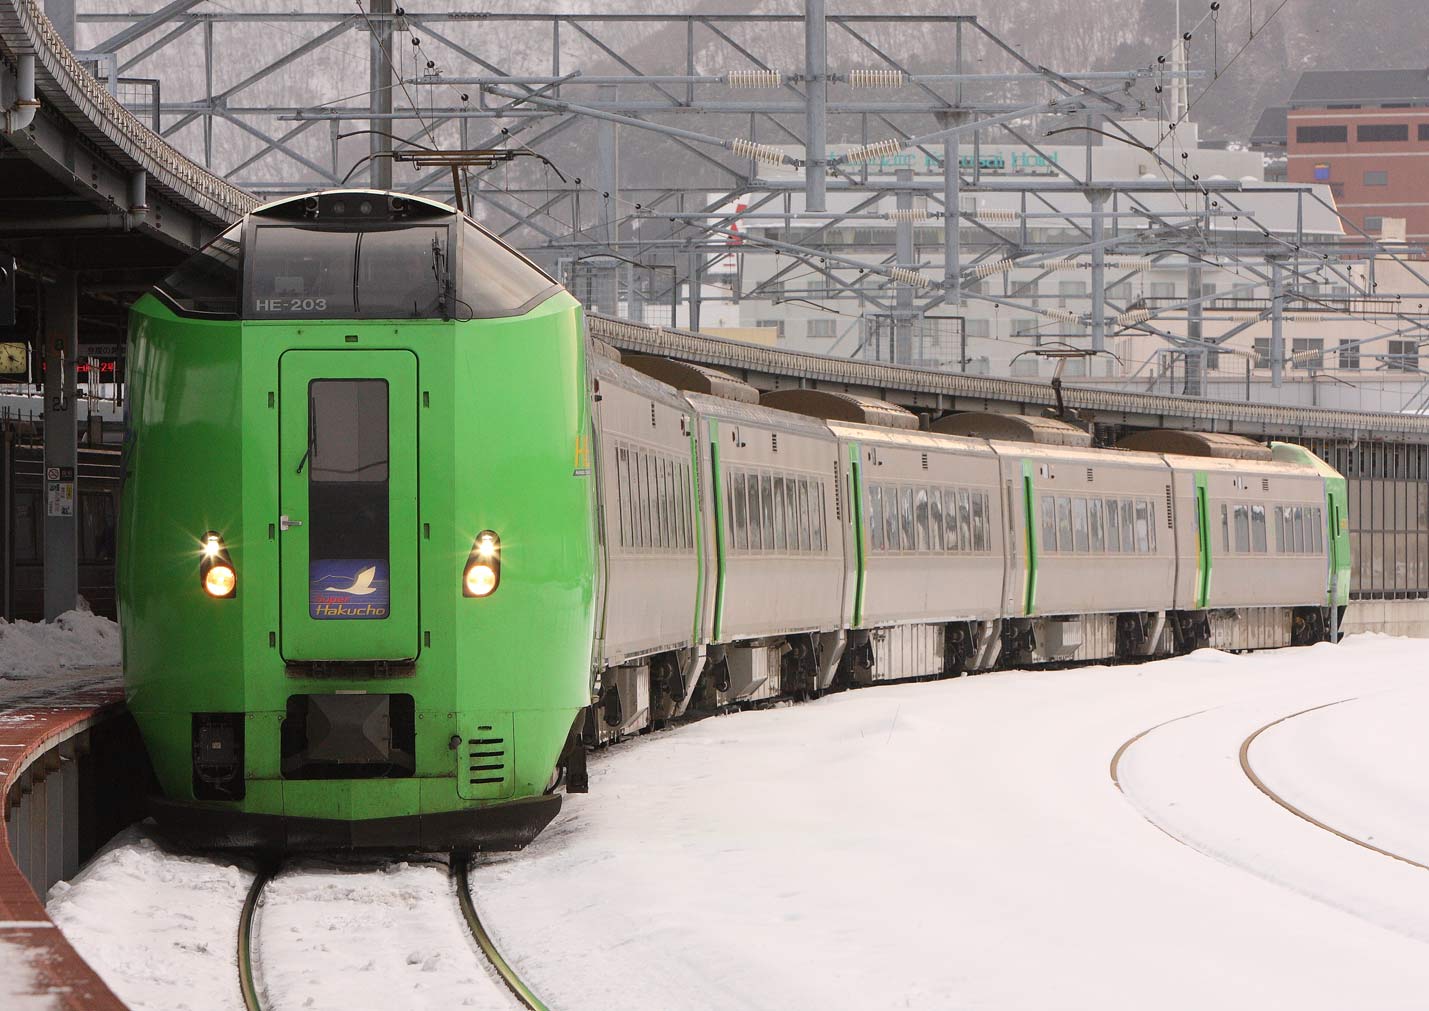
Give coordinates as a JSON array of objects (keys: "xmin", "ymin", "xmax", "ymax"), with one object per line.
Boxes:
[
  {"xmin": 0, "ymin": 610, "xmax": 120, "ymax": 681},
  {"xmin": 45, "ymin": 634, "xmax": 1429, "ymax": 1010}
]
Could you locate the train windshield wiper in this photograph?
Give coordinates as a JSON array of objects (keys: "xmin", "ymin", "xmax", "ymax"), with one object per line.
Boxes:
[{"xmin": 296, "ymin": 399, "xmax": 317, "ymax": 474}]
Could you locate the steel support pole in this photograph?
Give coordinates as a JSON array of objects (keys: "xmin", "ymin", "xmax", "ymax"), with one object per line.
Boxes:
[
  {"xmin": 1270, "ymin": 259, "xmax": 1285, "ymax": 388},
  {"xmin": 369, "ymin": 0, "xmax": 393, "ymax": 190},
  {"xmin": 895, "ymin": 168, "xmax": 915, "ymax": 365},
  {"xmin": 688, "ymin": 251, "xmax": 703, "ymax": 332},
  {"xmin": 1186, "ymin": 263, "xmax": 1204, "ymax": 396},
  {"xmin": 938, "ymin": 116, "xmax": 965, "ymax": 308},
  {"xmin": 595, "ymin": 84, "xmax": 620, "ymax": 317},
  {"xmin": 803, "ymin": 0, "xmax": 828, "ymax": 212},
  {"xmin": 1089, "ymin": 189, "xmax": 1107, "ymax": 353},
  {"xmin": 43, "ymin": 272, "xmax": 78, "ymax": 621}
]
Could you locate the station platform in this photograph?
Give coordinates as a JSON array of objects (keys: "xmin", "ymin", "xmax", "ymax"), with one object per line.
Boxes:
[{"xmin": 1, "ymin": 671, "xmax": 129, "ymax": 1010}]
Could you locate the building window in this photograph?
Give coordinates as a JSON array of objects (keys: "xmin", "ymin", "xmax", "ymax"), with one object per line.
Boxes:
[
  {"xmin": 1419, "ymin": 123, "xmax": 1429, "ymax": 141},
  {"xmin": 1365, "ymin": 169, "xmax": 1389, "ymax": 186},
  {"xmin": 1108, "ymin": 282, "xmax": 1134, "ymax": 303},
  {"xmin": 1338, "ymin": 340, "xmax": 1361, "ymax": 370},
  {"xmin": 1057, "ymin": 280, "xmax": 1086, "ymax": 308},
  {"xmin": 1149, "ymin": 281, "xmax": 1176, "ymax": 299},
  {"xmin": 1386, "ymin": 340, "xmax": 1420, "ymax": 371},
  {"xmin": 1296, "ymin": 125, "xmax": 1348, "ymax": 143},
  {"xmin": 1292, "ymin": 337, "xmax": 1324, "ymax": 370},
  {"xmin": 1253, "ymin": 337, "xmax": 1271, "ymax": 368},
  {"xmin": 806, "ymin": 319, "xmax": 836, "ymax": 339},
  {"xmin": 754, "ymin": 319, "xmax": 786, "ymax": 339},
  {"xmin": 1365, "ymin": 216, "xmax": 1384, "ymax": 232},
  {"xmin": 964, "ymin": 319, "xmax": 990, "ymax": 340},
  {"xmin": 1358, "ymin": 123, "xmax": 1409, "ymax": 142}
]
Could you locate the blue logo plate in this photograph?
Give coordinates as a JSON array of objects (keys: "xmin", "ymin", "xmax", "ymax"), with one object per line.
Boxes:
[{"xmin": 309, "ymin": 559, "xmax": 390, "ymax": 620}]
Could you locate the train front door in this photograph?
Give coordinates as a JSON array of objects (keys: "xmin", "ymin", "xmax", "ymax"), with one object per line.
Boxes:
[{"xmin": 277, "ymin": 350, "xmax": 420, "ymax": 662}]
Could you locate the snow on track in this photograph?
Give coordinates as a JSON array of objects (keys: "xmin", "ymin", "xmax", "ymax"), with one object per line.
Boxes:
[
  {"xmin": 474, "ymin": 634, "xmax": 1429, "ymax": 1011},
  {"xmin": 46, "ymin": 826, "xmax": 255, "ymax": 1011},
  {"xmin": 255, "ymin": 859, "xmax": 516, "ymax": 1010}
]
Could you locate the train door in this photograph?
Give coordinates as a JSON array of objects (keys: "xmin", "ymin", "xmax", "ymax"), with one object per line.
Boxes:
[{"xmin": 277, "ymin": 350, "xmax": 420, "ymax": 662}]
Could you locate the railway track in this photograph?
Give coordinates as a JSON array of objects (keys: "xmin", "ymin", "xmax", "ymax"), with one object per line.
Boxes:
[{"xmin": 234, "ymin": 858, "xmax": 550, "ymax": 1011}]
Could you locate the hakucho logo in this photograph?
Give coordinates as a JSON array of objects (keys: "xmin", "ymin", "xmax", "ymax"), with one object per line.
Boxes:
[{"xmin": 310, "ymin": 559, "xmax": 390, "ymax": 619}]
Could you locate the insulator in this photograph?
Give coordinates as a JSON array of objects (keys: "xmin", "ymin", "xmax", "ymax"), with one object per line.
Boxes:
[
  {"xmin": 972, "ymin": 258, "xmax": 1016, "ymax": 279},
  {"xmin": 1114, "ymin": 309, "xmax": 1154, "ymax": 326},
  {"xmin": 1042, "ymin": 259, "xmax": 1080, "ymax": 271},
  {"xmin": 972, "ymin": 209, "xmax": 1020, "ymax": 224},
  {"xmin": 886, "ymin": 208, "xmax": 930, "ymax": 222},
  {"xmin": 842, "ymin": 138, "xmax": 904, "ymax": 163},
  {"xmin": 848, "ymin": 68, "xmax": 907, "ymax": 88},
  {"xmin": 1110, "ymin": 257, "xmax": 1154, "ymax": 271},
  {"xmin": 730, "ymin": 138, "xmax": 787, "ymax": 166},
  {"xmin": 1041, "ymin": 308, "xmax": 1081, "ymax": 324},
  {"xmin": 888, "ymin": 267, "xmax": 935, "ymax": 289},
  {"xmin": 725, "ymin": 70, "xmax": 783, "ymax": 89}
]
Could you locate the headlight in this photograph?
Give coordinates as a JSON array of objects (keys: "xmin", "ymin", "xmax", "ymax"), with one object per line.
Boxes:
[
  {"xmin": 199, "ymin": 532, "xmax": 237, "ymax": 598},
  {"xmin": 463, "ymin": 531, "xmax": 500, "ymax": 597}
]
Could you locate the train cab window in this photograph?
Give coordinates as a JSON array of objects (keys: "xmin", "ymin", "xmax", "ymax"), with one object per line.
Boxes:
[
  {"xmin": 914, "ymin": 488, "xmax": 930, "ymax": 551},
  {"xmin": 1233, "ymin": 505, "xmax": 1250, "ymax": 553},
  {"xmin": 155, "ymin": 222, "xmax": 243, "ymax": 317},
  {"xmin": 1072, "ymin": 498, "xmax": 1090, "ymax": 553},
  {"xmin": 1055, "ymin": 496, "xmax": 1074, "ymax": 553},
  {"xmin": 459, "ymin": 220, "xmax": 561, "ymax": 317},
  {"xmin": 1251, "ymin": 505, "xmax": 1268, "ymax": 553},
  {"xmin": 972, "ymin": 493, "xmax": 989, "ymax": 551},
  {"xmin": 900, "ymin": 487, "xmax": 915, "ymax": 552},
  {"xmin": 929, "ymin": 490, "xmax": 945, "ymax": 552},
  {"xmin": 1106, "ymin": 498, "xmax": 1121, "ymax": 552},
  {"xmin": 1089, "ymin": 498, "xmax": 1105, "ymax": 553},
  {"xmin": 249, "ymin": 226, "xmax": 358, "ymax": 317},
  {"xmin": 731, "ymin": 473, "xmax": 748, "ymax": 551},
  {"xmin": 356, "ymin": 226, "xmax": 448, "ymax": 317}
]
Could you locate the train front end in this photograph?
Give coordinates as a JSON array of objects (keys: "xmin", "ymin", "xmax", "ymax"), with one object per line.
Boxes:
[{"xmin": 119, "ymin": 190, "xmax": 595, "ymax": 850}]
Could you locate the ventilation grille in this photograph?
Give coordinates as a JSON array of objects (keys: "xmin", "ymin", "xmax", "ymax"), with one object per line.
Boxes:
[
  {"xmin": 650, "ymin": 404, "xmax": 657, "ymax": 427},
  {"xmin": 1262, "ymin": 478, "xmax": 1270, "ymax": 492},
  {"xmin": 1165, "ymin": 485, "xmax": 1175, "ymax": 528},
  {"xmin": 467, "ymin": 726, "xmax": 507, "ymax": 786},
  {"xmin": 772, "ymin": 432, "xmax": 779, "ymax": 453},
  {"xmin": 1086, "ymin": 467, "xmax": 1094, "ymax": 482},
  {"xmin": 921, "ymin": 452, "xmax": 929, "ymax": 470}
]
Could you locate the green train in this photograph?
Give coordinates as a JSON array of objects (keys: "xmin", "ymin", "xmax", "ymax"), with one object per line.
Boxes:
[{"xmin": 121, "ymin": 188, "xmax": 1350, "ymax": 852}]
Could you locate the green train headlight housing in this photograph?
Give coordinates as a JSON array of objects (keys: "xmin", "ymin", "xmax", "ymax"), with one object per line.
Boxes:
[
  {"xmin": 463, "ymin": 531, "xmax": 500, "ymax": 597},
  {"xmin": 200, "ymin": 532, "xmax": 237, "ymax": 598}
]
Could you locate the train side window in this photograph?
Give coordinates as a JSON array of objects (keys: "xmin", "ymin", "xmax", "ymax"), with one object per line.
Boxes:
[
  {"xmin": 972, "ymin": 492, "xmax": 988, "ymax": 551},
  {"xmin": 1294, "ymin": 507, "xmax": 1306, "ymax": 553},
  {"xmin": 670, "ymin": 459, "xmax": 682, "ymax": 550},
  {"xmin": 629, "ymin": 451, "xmax": 642, "ymax": 548},
  {"xmin": 1273, "ymin": 506, "xmax": 1283, "ymax": 553},
  {"xmin": 800, "ymin": 480, "xmax": 814, "ymax": 551},
  {"xmin": 772, "ymin": 476, "xmax": 788, "ymax": 551},
  {"xmin": 732, "ymin": 472, "xmax": 748, "ymax": 551},
  {"xmin": 645, "ymin": 452, "xmax": 658, "ymax": 548},
  {"xmin": 1233, "ymin": 504, "xmax": 1250, "ymax": 553},
  {"xmin": 815, "ymin": 482, "xmax": 827, "ymax": 552},
  {"xmin": 1131, "ymin": 500, "xmax": 1149, "ymax": 554},
  {"xmin": 1121, "ymin": 498, "xmax": 1135, "ymax": 554},
  {"xmin": 1285, "ymin": 507, "xmax": 1296, "ymax": 553},
  {"xmin": 914, "ymin": 488, "xmax": 930, "ymax": 552},
  {"xmin": 760, "ymin": 474, "xmax": 776, "ymax": 552},
  {"xmin": 952, "ymin": 489, "xmax": 968, "ymax": 551},
  {"xmin": 1106, "ymin": 498, "xmax": 1120, "ymax": 552},
  {"xmin": 1089, "ymin": 498, "xmax": 1105, "ymax": 553},
  {"xmin": 884, "ymin": 485, "xmax": 901, "ymax": 550},
  {"xmin": 1222, "ymin": 503, "xmax": 1231, "ymax": 553},
  {"xmin": 929, "ymin": 487, "xmax": 945, "ymax": 552},
  {"xmin": 899, "ymin": 486, "xmax": 915, "ymax": 553},
  {"xmin": 1314, "ymin": 507, "xmax": 1324, "ymax": 553},
  {"xmin": 744, "ymin": 473, "xmax": 761, "ymax": 552},
  {"xmin": 1072, "ymin": 497, "xmax": 1090, "ymax": 553},
  {"xmin": 868, "ymin": 485, "xmax": 885, "ymax": 551},
  {"xmin": 787, "ymin": 477, "xmax": 801, "ymax": 552},
  {"xmin": 1148, "ymin": 499, "xmax": 1157, "ymax": 552},
  {"xmin": 940, "ymin": 489, "xmax": 956, "ymax": 551},
  {"xmin": 615, "ymin": 447, "xmax": 631, "ymax": 548},
  {"xmin": 1251, "ymin": 505, "xmax": 1268, "ymax": 553},
  {"xmin": 653, "ymin": 457, "xmax": 666, "ymax": 549},
  {"xmin": 680, "ymin": 462, "xmax": 691, "ymax": 551},
  {"xmin": 1055, "ymin": 496, "xmax": 1073, "ymax": 553}
]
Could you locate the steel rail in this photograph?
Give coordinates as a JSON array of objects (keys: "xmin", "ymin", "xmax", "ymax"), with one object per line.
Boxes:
[
  {"xmin": 237, "ymin": 864, "xmax": 274, "ymax": 1011},
  {"xmin": 453, "ymin": 858, "xmax": 551, "ymax": 1011},
  {"xmin": 1239, "ymin": 700, "xmax": 1429, "ymax": 872}
]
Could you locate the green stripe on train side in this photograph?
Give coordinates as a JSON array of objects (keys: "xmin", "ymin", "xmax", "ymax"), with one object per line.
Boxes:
[
  {"xmin": 1194, "ymin": 471, "xmax": 1212, "ymax": 609},
  {"xmin": 849, "ymin": 441, "xmax": 866, "ymax": 628},
  {"xmin": 689, "ymin": 418, "xmax": 704, "ymax": 643},
  {"xmin": 709, "ymin": 421, "xmax": 728, "ymax": 641},
  {"xmin": 1021, "ymin": 459, "xmax": 1038, "ymax": 616}
]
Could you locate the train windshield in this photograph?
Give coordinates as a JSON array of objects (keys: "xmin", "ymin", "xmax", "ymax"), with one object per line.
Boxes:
[
  {"xmin": 153, "ymin": 222, "xmax": 243, "ymax": 317},
  {"xmin": 248, "ymin": 224, "xmax": 448, "ymax": 319}
]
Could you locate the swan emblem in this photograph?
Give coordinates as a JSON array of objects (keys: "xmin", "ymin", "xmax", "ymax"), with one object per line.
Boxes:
[{"xmin": 325, "ymin": 565, "xmax": 380, "ymax": 596}]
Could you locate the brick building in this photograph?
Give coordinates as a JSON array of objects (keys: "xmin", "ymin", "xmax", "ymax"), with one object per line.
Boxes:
[{"xmin": 1281, "ymin": 69, "xmax": 1429, "ymax": 241}]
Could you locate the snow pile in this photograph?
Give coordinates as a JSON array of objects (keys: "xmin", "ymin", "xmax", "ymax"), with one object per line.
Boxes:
[
  {"xmin": 47, "ymin": 827, "xmax": 254, "ymax": 1011},
  {"xmin": 0, "ymin": 610, "xmax": 119, "ymax": 680}
]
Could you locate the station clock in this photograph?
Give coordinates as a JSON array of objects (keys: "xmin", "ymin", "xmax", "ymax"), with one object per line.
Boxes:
[{"xmin": 0, "ymin": 341, "xmax": 28, "ymax": 379}]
